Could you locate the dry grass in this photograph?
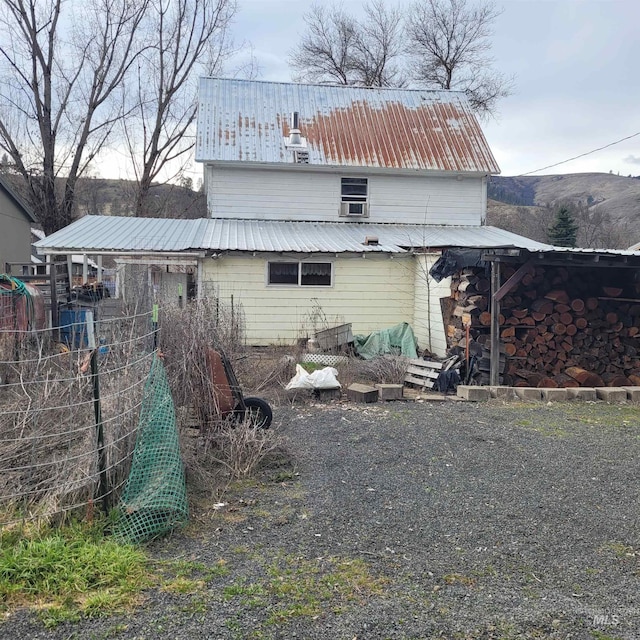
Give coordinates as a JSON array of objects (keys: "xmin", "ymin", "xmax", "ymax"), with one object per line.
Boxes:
[
  {"xmin": 0, "ymin": 313, "xmax": 153, "ymax": 525},
  {"xmin": 334, "ymin": 355, "xmax": 408, "ymax": 389}
]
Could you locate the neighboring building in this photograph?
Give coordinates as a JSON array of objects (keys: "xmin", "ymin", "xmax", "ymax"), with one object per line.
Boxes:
[
  {"xmin": 35, "ymin": 79, "xmax": 550, "ymax": 354},
  {"xmin": 0, "ymin": 175, "xmax": 38, "ymax": 270},
  {"xmin": 30, "ymin": 228, "xmax": 98, "ymax": 284}
]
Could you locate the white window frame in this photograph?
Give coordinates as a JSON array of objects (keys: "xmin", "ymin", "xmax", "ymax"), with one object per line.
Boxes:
[
  {"xmin": 340, "ymin": 177, "xmax": 369, "ymax": 216},
  {"xmin": 266, "ymin": 261, "xmax": 334, "ymax": 287}
]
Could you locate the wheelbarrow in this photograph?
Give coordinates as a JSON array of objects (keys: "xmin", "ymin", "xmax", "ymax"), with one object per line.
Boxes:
[{"xmin": 205, "ymin": 347, "xmax": 272, "ymax": 429}]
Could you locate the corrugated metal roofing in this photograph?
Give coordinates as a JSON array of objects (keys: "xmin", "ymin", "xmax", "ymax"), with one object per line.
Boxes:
[
  {"xmin": 512, "ymin": 246, "xmax": 640, "ymax": 257},
  {"xmin": 34, "ymin": 215, "xmax": 550, "ymax": 255},
  {"xmin": 196, "ymin": 78, "xmax": 500, "ymax": 174},
  {"xmin": 34, "ymin": 216, "xmax": 209, "ymax": 252}
]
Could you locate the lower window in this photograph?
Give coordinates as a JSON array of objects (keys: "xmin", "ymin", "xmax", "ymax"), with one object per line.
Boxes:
[{"xmin": 268, "ymin": 262, "xmax": 332, "ymax": 286}]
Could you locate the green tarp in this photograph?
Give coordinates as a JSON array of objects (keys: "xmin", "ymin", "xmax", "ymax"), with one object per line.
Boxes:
[{"xmin": 353, "ymin": 322, "xmax": 418, "ymax": 360}]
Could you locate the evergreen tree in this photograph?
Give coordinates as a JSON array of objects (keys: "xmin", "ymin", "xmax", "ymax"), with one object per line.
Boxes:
[{"xmin": 547, "ymin": 206, "xmax": 578, "ymax": 247}]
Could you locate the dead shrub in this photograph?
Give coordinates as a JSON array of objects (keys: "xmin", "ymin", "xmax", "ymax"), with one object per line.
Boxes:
[
  {"xmin": 336, "ymin": 355, "xmax": 408, "ymax": 388},
  {"xmin": 158, "ymin": 298, "xmax": 293, "ymax": 492},
  {"xmin": 180, "ymin": 420, "xmax": 291, "ymax": 504},
  {"xmin": 159, "ymin": 297, "xmax": 245, "ymax": 430},
  {"xmin": 233, "ymin": 349, "xmax": 296, "ymax": 404},
  {"xmin": 0, "ymin": 314, "xmax": 151, "ymax": 524}
]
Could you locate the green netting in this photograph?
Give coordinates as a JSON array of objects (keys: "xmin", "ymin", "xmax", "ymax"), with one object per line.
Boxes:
[{"xmin": 113, "ymin": 355, "xmax": 188, "ymax": 543}]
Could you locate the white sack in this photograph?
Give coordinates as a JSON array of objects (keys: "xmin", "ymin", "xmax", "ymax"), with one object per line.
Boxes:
[{"xmin": 285, "ymin": 364, "xmax": 341, "ymax": 390}]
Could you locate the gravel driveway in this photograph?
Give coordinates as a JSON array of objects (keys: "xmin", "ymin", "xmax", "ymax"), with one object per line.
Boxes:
[{"xmin": 5, "ymin": 399, "xmax": 640, "ymax": 639}]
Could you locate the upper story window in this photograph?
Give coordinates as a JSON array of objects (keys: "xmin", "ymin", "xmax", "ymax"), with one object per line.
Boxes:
[
  {"xmin": 268, "ymin": 262, "xmax": 332, "ymax": 287},
  {"xmin": 340, "ymin": 177, "xmax": 368, "ymax": 217}
]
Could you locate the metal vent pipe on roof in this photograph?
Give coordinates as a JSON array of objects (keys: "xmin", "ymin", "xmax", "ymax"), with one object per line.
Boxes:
[{"xmin": 289, "ymin": 111, "xmax": 301, "ymax": 145}]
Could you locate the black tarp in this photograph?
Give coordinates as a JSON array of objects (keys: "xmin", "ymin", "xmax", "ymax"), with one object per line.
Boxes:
[{"xmin": 429, "ymin": 249, "xmax": 486, "ymax": 282}]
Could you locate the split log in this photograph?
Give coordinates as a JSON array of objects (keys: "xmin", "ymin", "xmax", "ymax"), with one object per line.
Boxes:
[
  {"xmin": 531, "ymin": 299, "xmax": 554, "ymax": 315},
  {"xmin": 537, "ymin": 377, "xmax": 558, "ymax": 388},
  {"xmin": 553, "ymin": 323, "xmax": 567, "ymax": 335},
  {"xmin": 602, "ymin": 286, "xmax": 623, "ymax": 297},
  {"xmin": 504, "ymin": 343, "xmax": 517, "ymax": 356},
  {"xmin": 602, "ymin": 373, "xmax": 631, "ymax": 387},
  {"xmin": 586, "ymin": 297, "xmax": 599, "ymax": 310},
  {"xmin": 565, "ymin": 366, "xmax": 605, "ymax": 387},
  {"xmin": 545, "ymin": 290, "xmax": 570, "ymax": 304},
  {"xmin": 554, "ymin": 373, "xmax": 580, "ymax": 388},
  {"xmin": 571, "ymin": 299, "xmax": 585, "ymax": 313}
]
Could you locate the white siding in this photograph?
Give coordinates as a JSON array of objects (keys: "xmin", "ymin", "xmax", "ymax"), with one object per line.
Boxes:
[
  {"xmin": 201, "ymin": 253, "xmax": 416, "ymax": 345},
  {"xmin": 413, "ymin": 253, "xmax": 450, "ymax": 357},
  {"xmin": 206, "ymin": 166, "xmax": 484, "ymax": 226}
]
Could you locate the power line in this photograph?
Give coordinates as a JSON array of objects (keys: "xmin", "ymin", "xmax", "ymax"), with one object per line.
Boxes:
[{"xmin": 519, "ymin": 131, "xmax": 640, "ymax": 176}]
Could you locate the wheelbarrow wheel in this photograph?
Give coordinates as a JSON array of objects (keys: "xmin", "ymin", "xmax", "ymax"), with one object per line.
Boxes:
[{"xmin": 242, "ymin": 397, "xmax": 273, "ymax": 429}]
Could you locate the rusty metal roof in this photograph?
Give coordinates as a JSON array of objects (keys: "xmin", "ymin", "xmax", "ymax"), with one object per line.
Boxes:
[
  {"xmin": 35, "ymin": 216, "xmax": 549, "ymax": 255},
  {"xmin": 196, "ymin": 78, "xmax": 500, "ymax": 173}
]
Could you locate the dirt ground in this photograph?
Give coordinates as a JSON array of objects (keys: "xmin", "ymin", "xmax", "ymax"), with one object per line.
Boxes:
[{"xmin": 4, "ymin": 398, "xmax": 640, "ymax": 640}]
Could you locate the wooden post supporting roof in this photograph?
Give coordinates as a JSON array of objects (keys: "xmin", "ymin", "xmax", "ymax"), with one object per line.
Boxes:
[{"xmin": 490, "ymin": 260, "xmax": 501, "ymax": 386}]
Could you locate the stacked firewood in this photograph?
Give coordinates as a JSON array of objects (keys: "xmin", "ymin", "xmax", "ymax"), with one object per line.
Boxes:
[{"xmin": 446, "ymin": 264, "xmax": 640, "ymax": 387}]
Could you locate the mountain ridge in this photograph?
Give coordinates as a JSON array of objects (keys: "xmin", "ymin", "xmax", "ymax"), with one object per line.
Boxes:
[{"xmin": 487, "ymin": 172, "xmax": 640, "ymax": 249}]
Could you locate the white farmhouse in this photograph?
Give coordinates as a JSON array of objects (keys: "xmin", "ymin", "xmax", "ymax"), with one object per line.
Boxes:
[
  {"xmin": 35, "ymin": 78, "xmax": 547, "ymax": 354},
  {"xmin": 194, "ymin": 78, "xmax": 543, "ymax": 352}
]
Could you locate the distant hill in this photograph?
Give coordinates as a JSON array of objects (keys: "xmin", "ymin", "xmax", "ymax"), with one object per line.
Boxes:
[
  {"xmin": 487, "ymin": 173, "xmax": 640, "ymax": 249},
  {"xmin": 72, "ymin": 178, "xmax": 207, "ymax": 219},
  {"xmin": 0, "ymin": 173, "xmax": 207, "ymax": 222}
]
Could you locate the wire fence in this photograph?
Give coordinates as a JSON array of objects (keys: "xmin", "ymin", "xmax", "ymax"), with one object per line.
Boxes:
[{"xmin": 0, "ymin": 311, "xmax": 156, "ymax": 526}]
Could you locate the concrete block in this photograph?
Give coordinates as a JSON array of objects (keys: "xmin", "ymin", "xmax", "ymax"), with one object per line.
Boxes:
[
  {"xmin": 622, "ymin": 386, "xmax": 640, "ymax": 402},
  {"xmin": 489, "ymin": 386, "xmax": 517, "ymax": 399},
  {"xmin": 456, "ymin": 385, "xmax": 490, "ymax": 401},
  {"xmin": 375, "ymin": 383, "xmax": 404, "ymax": 401},
  {"xmin": 596, "ymin": 387, "xmax": 627, "ymax": 403},
  {"xmin": 541, "ymin": 388, "xmax": 568, "ymax": 402},
  {"xmin": 566, "ymin": 387, "xmax": 597, "ymax": 401},
  {"xmin": 347, "ymin": 383, "xmax": 378, "ymax": 403},
  {"xmin": 514, "ymin": 387, "xmax": 543, "ymax": 401},
  {"xmin": 313, "ymin": 387, "xmax": 342, "ymax": 402}
]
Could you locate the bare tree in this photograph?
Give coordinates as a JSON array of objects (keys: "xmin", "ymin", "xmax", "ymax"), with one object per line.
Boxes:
[
  {"xmin": 290, "ymin": 0, "xmax": 511, "ymax": 114},
  {"xmin": 123, "ymin": 0, "xmax": 237, "ymax": 217},
  {"xmin": 406, "ymin": 0, "xmax": 513, "ymax": 116},
  {"xmin": 289, "ymin": 1, "xmax": 405, "ymax": 87},
  {"xmin": 0, "ymin": 0, "xmax": 148, "ymax": 234},
  {"xmin": 571, "ymin": 202, "xmax": 632, "ymax": 250}
]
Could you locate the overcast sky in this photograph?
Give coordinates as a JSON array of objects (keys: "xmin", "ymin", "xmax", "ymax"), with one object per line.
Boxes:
[{"xmin": 226, "ymin": 0, "xmax": 640, "ymax": 178}]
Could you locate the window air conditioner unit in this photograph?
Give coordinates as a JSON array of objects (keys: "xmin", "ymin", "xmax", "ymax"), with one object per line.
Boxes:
[{"xmin": 340, "ymin": 201, "xmax": 369, "ymax": 217}]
